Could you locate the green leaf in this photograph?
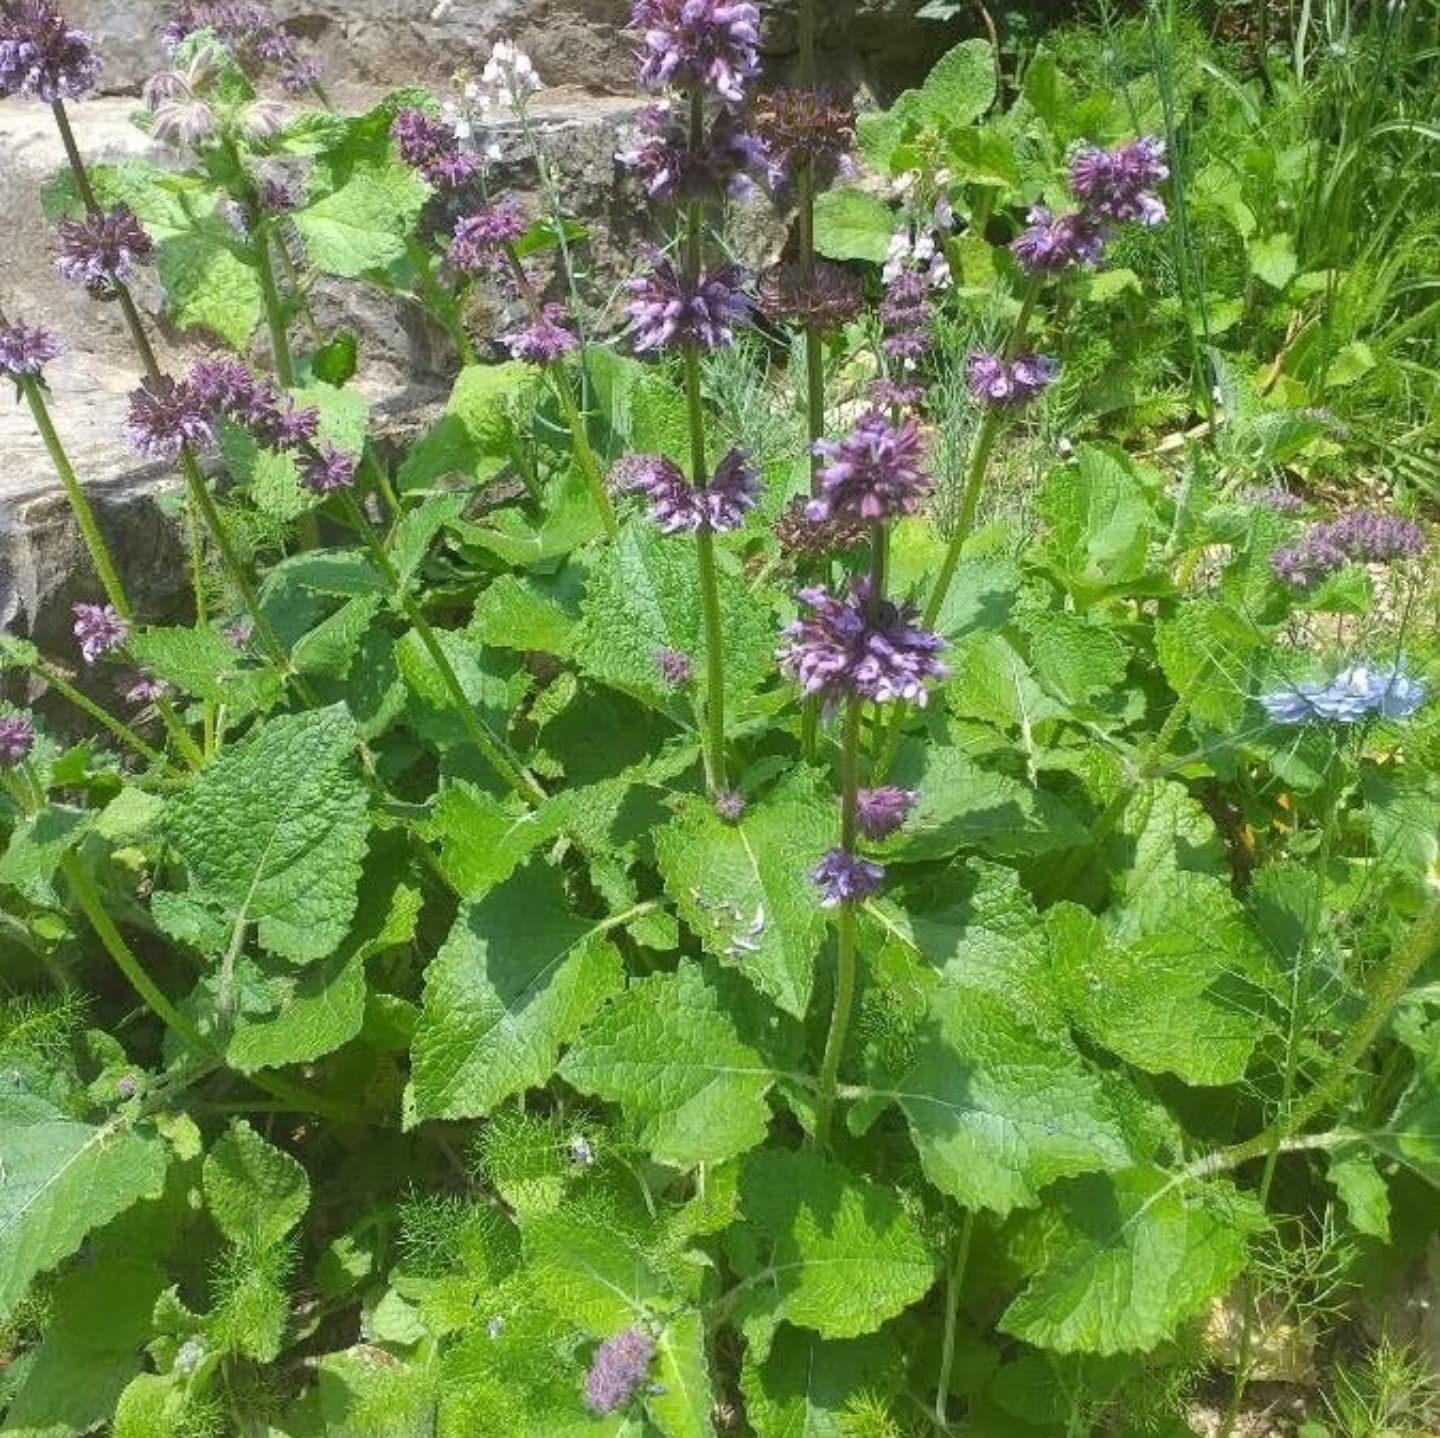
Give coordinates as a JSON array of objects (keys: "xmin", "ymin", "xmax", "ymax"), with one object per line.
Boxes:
[
  {"xmin": 1001, "ymin": 1166, "xmax": 1262, "ymax": 1354},
  {"xmin": 292, "ymin": 595, "xmax": 384, "ymax": 679},
  {"xmin": 1248, "ymin": 232, "xmax": 1297, "ymax": 290},
  {"xmin": 224, "ymin": 949, "xmax": 367, "ymax": 1074},
  {"xmin": 160, "ymin": 706, "xmax": 369, "ymax": 963},
  {"xmin": 917, "ymin": 38, "xmax": 997, "ymax": 124},
  {"xmin": 860, "ymin": 981, "xmax": 1130, "ymax": 1216},
  {"xmin": 155, "ymin": 215, "xmax": 263, "ymax": 349},
  {"xmin": 648, "ymin": 1309, "xmax": 717, "ymax": 1438},
  {"xmin": 740, "ymin": 1325, "xmax": 894, "ymax": 1438},
  {"xmin": 0, "ymin": 808, "xmax": 92, "ymax": 908},
  {"xmin": 736, "ymin": 1150, "xmax": 936, "ymax": 1339},
  {"xmin": 0, "ymin": 1091, "xmax": 167, "ymax": 1323},
  {"xmin": 1154, "ymin": 599, "xmax": 1263, "ymax": 733},
  {"xmin": 407, "ymin": 863, "xmax": 625, "ymax": 1123},
  {"xmin": 312, "ymin": 329, "xmax": 359, "ymax": 386},
  {"xmin": 127, "ymin": 625, "xmax": 281, "ymax": 712},
  {"xmin": 561, "ymin": 962, "xmax": 796, "ymax": 1167},
  {"xmin": 527, "ymin": 1205, "xmax": 666, "ymax": 1335},
  {"xmin": 203, "ymin": 1119, "xmax": 309, "ymax": 1248},
  {"xmin": 1021, "ymin": 610, "xmax": 1129, "ymax": 706},
  {"xmin": 398, "ymin": 362, "xmax": 537, "ymax": 490},
  {"xmin": 577, "ymin": 523, "xmax": 775, "ymax": 712},
  {"xmin": 431, "ymin": 782, "xmax": 560, "ymax": 901},
  {"xmin": 1037, "ymin": 447, "xmax": 1157, "ymax": 601},
  {"xmin": 1, "ymin": 1258, "xmax": 165, "ymax": 1438},
  {"xmin": 1327, "ymin": 1146, "xmax": 1390, "ymax": 1241},
  {"xmin": 812, "ymin": 188, "xmax": 896, "ymax": 264},
  {"xmin": 472, "ymin": 574, "xmax": 579, "ymax": 659},
  {"xmin": 654, "ymin": 768, "xmax": 837, "ymax": 1018},
  {"xmin": 944, "ymin": 126, "xmax": 1019, "ymax": 188},
  {"xmin": 294, "ymin": 159, "xmax": 427, "ymax": 277}
]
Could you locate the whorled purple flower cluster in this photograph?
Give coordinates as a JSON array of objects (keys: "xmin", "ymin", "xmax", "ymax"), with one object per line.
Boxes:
[
  {"xmin": 1239, "ymin": 484, "xmax": 1305, "ymax": 514},
  {"xmin": 855, "ymin": 786, "xmax": 917, "ymax": 840},
  {"xmin": 0, "ymin": 712, "xmax": 36, "ymax": 767},
  {"xmin": 879, "ymin": 270, "xmax": 932, "ymax": 363},
  {"xmin": 631, "ymin": 0, "xmax": 760, "ymax": 103},
  {"xmin": 772, "ymin": 496, "xmax": 868, "ymax": 558},
  {"xmin": 299, "ymin": 443, "xmax": 356, "ymax": 495},
  {"xmin": 1010, "ymin": 206, "xmax": 1107, "ymax": 275},
  {"xmin": 448, "ymin": 197, "xmax": 527, "ymax": 275},
  {"xmin": 584, "ymin": 1327, "xmax": 655, "ymax": 1413},
  {"xmin": 123, "ymin": 669, "xmax": 170, "ymax": 706},
  {"xmin": 0, "ymin": 0, "xmax": 100, "ymax": 101},
  {"xmin": 126, "ymin": 375, "xmax": 216, "ymax": 459},
  {"xmin": 55, "ymin": 206, "xmax": 153, "ymax": 294},
  {"xmin": 187, "ymin": 357, "xmax": 319, "ymax": 449},
  {"xmin": 714, "ymin": 789, "xmax": 747, "ymax": 821},
  {"xmin": 502, "ymin": 304, "xmax": 580, "ymax": 364},
  {"xmin": 625, "ymin": 255, "xmax": 750, "ymax": 352},
  {"xmin": 811, "ymin": 847, "xmax": 885, "ymax": 907},
  {"xmin": 751, "ymin": 86, "xmax": 855, "ymax": 191},
  {"xmin": 966, "ymin": 351, "xmax": 1058, "ymax": 407},
  {"xmin": 758, "ymin": 260, "xmax": 863, "ymax": 336},
  {"xmin": 1068, "ymin": 137, "xmax": 1169, "ymax": 225},
  {"xmin": 619, "ymin": 103, "xmax": 763, "ymax": 202},
  {"xmin": 0, "ymin": 319, "xmax": 63, "ymax": 379},
  {"xmin": 869, "ymin": 377, "xmax": 926, "ymax": 412},
  {"xmin": 72, "ymin": 602, "xmax": 129, "ymax": 663},
  {"xmin": 656, "ymin": 646, "xmax": 693, "ymax": 686},
  {"xmin": 1271, "ymin": 509, "xmax": 1425, "ymax": 588},
  {"xmin": 392, "ymin": 107, "xmax": 481, "ymax": 188},
  {"xmin": 808, "ymin": 411, "xmax": 930, "ymax": 524},
  {"xmin": 618, "ymin": 448, "xmax": 758, "ymax": 533},
  {"xmin": 778, "ymin": 578, "xmax": 946, "ymax": 711},
  {"xmin": 1261, "ymin": 664, "xmax": 1427, "ymax": 725},
  {"xmin": 165, "ymin": 2, "xmax": 321, "ymax": 94}
]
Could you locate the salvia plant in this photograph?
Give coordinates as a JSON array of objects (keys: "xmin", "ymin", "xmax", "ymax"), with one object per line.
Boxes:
[{"xmin": 1, "ymin": 0, "xmax": 1438, "ymax": 1434}]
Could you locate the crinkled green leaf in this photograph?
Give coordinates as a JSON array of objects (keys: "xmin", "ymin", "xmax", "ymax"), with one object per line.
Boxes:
[
  {"xmin": 473, "ymin": 574, "xmax": 579, "ymax": 659},
  {"xmin": 655, "ymin": 768, "xmax": 837, "ymax": 1017},
  {"xmin": 736, "ymin": 1150, "xmax": 936, "ymax": 1339},
  {"xmin": 858, "ymin": 981, "xmax": 1130, "ymax": 1216},
  {"xmin": 203, "ymin": 1119, "xmax": 309, "ymax": 1248},
  {"xmin": 127, "ymin": 625, "xmax": 281, "ymax": 711},
  {"xmin": 294, "ymin": 159, "xmax": 426, "ymax": 278},
  {"xmin": 739, "ymin": 1325, "xmax": 895, "ymax": 1438},
  {"xmin": 812, "ymin": 188, "xmax": 896, "ymax": 264},
  {"xmin": 160, "ymin": 706, "xmax": 369, "ymax": 963},
  {"xmin": 431, "ymin": 781, "xmax": 561, "ymax": 901},
  {"xmin": 526, "ymin": 1204, "xmax": 666, "ymax": 1335},
  {"xmin": 1001, "ymin": 1166, "xmax": 1263, "ymax": 1354},
  {"xmin": 1038, "ymin": 446, "xmax": 1157, "ymax": 601},
  {"xmin": 561, "ymin": 962, "xmax": 796, "ymax": 1167},
  {"xmin": 408, "ymin": 863, "xmax": 625, "ymax": 1123},
  {"xmin": 0, "ymin": 808, "xmax": 92, "ymax": 908},
  {"xmin": 0, "ymin": 1090, "xmax": 167, "ymax": 1323},
  {"xmin": 648, "ymin": 1309, "xmax": 716, "ymax": 1438},
  {"xmin": 155, "ymin": 215, "xmax": 262, "ymax": 349}
]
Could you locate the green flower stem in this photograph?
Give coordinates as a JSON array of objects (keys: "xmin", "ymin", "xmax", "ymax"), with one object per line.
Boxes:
[
  {"xmin": 934, "ymin": 1209, "xmax": 976, "ymax": 1424},
  {"xmin": 31, "ymin": 660, "xmax": 180, "ymax": 775},
  {"xmin": 62, "ymin": 851, "xmax": 364, "ymax": 1124},
  {"xmin": 815, "ymin": 698, "xmax": 864, "ymax": 1147},
  {"xmin": 798, "ymin": 0, "xmax": 817, "ymax": 83},
  {"xmin": 252, "ymin": 221, "xmax": 296, "ymax": 389},
  {"xmin": 406, "ymin": 237, "xmax": 477, "ymax": 367},
  {"xmin": 343, "ymin": 485, "xmax": 545, "ymax": 805},
  {"xmin": 796, "ymin": 157, "xmax": 825, "ymax": 487}
]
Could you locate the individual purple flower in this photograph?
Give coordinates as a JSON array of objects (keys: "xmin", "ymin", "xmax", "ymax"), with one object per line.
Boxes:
[
  {"xmin": 126, "ymin": 376, "xmax": 216, "ymax": 460},
  {"xmin": 631, "ymin": 0, "xmax": 761, "ymax": 103},
  {"xmin": 855, "ymin": 786, "xmax": 917, "ymax": 840},
  {"xmin": 811, "ymin": 847, "xmax": 885, "ymax": 907},
  {"xmin": 752, "ymin": 86, "xmax": 855, "ymax": 191},
  {"xmin": 448, "ymin": 197, "xmax": 527, "ymax": 275},
  {"xmin": 967, "ymin": 351, "xmax": 1058, "ymax": 407},
  {"xmin": 0, "ymin": 713, "xmax": 36, "ymax": 767},
  {"xmin": 626, "ymin": 255, "xmax": 751, "ymax": 352},
  {"xmin": 392, "ymin": 107, "xmax": 481, "ymax": 188},
  {"xmin": 705, "ymin": 446, "xmax": 761, "ymax": 529},
  {"xmin": 620, "ymin": 103, "xmax": 763, "ymax": 202},
  {"xmin": 73, "ymin": 602, "xmax": 129, "ymax": 663},
  {"xmin": 584, "ymin": 1326, "xmax": 655, "ymax": 1414},
  {"xmin": 715, "ymin": 789, "xmax": 746, "ymax": 822},
  {"xmin": 0, "ymin": 0, "xmax": 101, "ymax": 101},
  {"xmin": 778, "ymin": 578, "xmax": 946, "ymax": 711},
  {"xmin": 1069, "ymin": 137, "xmax": 1168, "ymax": 226},
  {"xmin": 1261, "ymin": 664, "xmax": 1427, "ymax": 725},
  {"xmin": 55, "ymin": 206, "xmax": 153, "ymax": 294},
  {"xmin": 1011, "ymin": 206, "xmax": 1107, "ymax": 275},
  {"xmin": 758, "ymin": 260, "xmax": 863, "ymax": 336},
  {"xmin": 299, "ymin": 443, "xmax": 357, "ymax": 495},
  {"xmin": 808, "ymin": 411, "xmax": 930, "ymax": 524},
  {"xmin": 0, "ymin": 319, "xmax": 63, "ymax": 379},
  {"xmin": 1318, "ymin": 510, "xmax": 1424, "ymax": 565},
  {"xmin": 123, "ymin": 670, "xmax": 170, "ymax": 705},
  {"xmin": 503, "ymin": 305, "xmax": 580, "ymax": 364},
  {"xmin": 1239, "ymin": 485, "xmax": 1305, "ymax": 514},
  {"xmin": 656, "ymin": 646, "xmax": 693, "ymax": 687}
]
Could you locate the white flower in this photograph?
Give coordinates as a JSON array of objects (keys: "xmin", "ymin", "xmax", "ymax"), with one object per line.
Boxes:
[
  {"xmin": 894, "ymin": 168, "xmax": 920, "ymax": 195},
  {"xmin": 453, "ymin": 117, "xmax": 473, "ymax": 140},
  {"xmin": 927, "ymin": 253, "xmax": 952, "ymax": 289},
  {"xmin": 913, "ymin": 232, "xmax": 936, "ymax": 264}
]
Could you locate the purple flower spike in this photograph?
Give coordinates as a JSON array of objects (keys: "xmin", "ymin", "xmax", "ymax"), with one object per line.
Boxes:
[
  {"xmin": 752, "ymin": 86, "xmax": 856, "ymax": 191},
  {"xmin": 778, "ymin": 578, "xmax": 946, "ymax": 711},
  {"xmin": 868, "ymin": 378, "xmax": 926, "ymax": 412},
  {"xmin": 759, "ymin": 260, "xmax": 863, "ymax": 336},
  {"xmin": 656, "ymin": 646, "xmax": 693, "ymax": 687},
  {"xmin": 811, "ymin": 847, "xmax": 885, "ymax": 907},
  {"xmin": 503, "ymin": 304, "xmax": 580, "ymax": 364},
  {"xmin": 631, "ymin": 0, "xmax": 761, "ymax": 103},
  {"xmin": 620, "ymin": 103, "xmax": 764, "ymax": 202},
  {"xmin": 392, "ymin": 107, "xmax": 481, "ymax": 188},
  {"xmin": 300, "ymin": 443, "xmax": 357, "ymax": 495},
  {"xmin": 55, "ymin": 206, "xmax": 153, "ymax": 294},
  {"xmin": 1011, "ymin": 206, "xmax": 1107, "ymax": 275},
  {"xmin": 966, "ymin": 351, "xmax": 1058, "ymax": 407},
  {"xmin": 0, "ymin": 713, "xmax": 36, "ymax": 768},
  {"xmin": 626, "ymin": 255, "xmax": 751, "ymax": 352},
  {"xmin": 1317, "ymin": 510, "xmax": 1424, "ymax": 565},
  {"xmin": 855, "ymin": 786, "xmax": 917, "ymax": 840},
  {"xmin": 0, "ymin": 319, "xmax": 63, "ymax": 379},
  {"xmin": 584, "ymin": 1327, "xmax": 655, "ymax": 1414},
  {"xmin": 1239, "ymin": 485, "xmax": 1305, "ymax": 514},
  {"xmin": 620, "ymin": 447, "xmax": 757, "ymax": 533},
  {"xmin": 1269, "ymin": 536, "xmax": 1345, "ymax": 588},
  {"xmin": 1069, "ymin": 137, "xmax": 1168, "ymax": 226},
  {"xmin": 705, "ymin": 446, "xmax": 761, "ymax": 530},
  {"xmin": 73, "ymin": 602, "xmax": 129, "ymax": 664},
  {"xmin": 0, "ymin": 1, "xmax": 101, "ymax": 101},
  {"xmin": 126, "ymin": 376, "xmax": 216, "ymax": 460},
  {"xmin": 715, "ymin": 789, "xmax": 746, "ymax": 822},
  {"xmin": 123, "ymin": 670, "xmax": 170, "ymax": 705},
  {"xmin": 808, "ymin": 411, "xmax": 931, "ymax": 524},
  {"xmin": 449, "ymin": 197, "xmax": 527, "ymax": 275}
]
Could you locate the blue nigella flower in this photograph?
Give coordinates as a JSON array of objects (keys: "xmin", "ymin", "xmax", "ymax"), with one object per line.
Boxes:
[{"xmin": 1260, "ymin": 664, "xmax": 1428, "ymax": 726}]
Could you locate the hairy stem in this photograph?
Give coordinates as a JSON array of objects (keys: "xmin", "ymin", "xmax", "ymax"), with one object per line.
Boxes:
[
  {"xmin": 253, "ymin": 224, "xmax": 296, "ymax": 389},
  {"xmin": 935, "ymin": 1209, "xmax": 976, "ymax": 1424},
  {"xmin": 31, "ymin": 660, "xmax": 180, "ymax": 774},
  {"xmin": 407, "ymin": 237, "xmax": 477, "ymax": 367},
  {"xmin": 796, "ymin": 158, "xmax": 825, "ymax": 488}
]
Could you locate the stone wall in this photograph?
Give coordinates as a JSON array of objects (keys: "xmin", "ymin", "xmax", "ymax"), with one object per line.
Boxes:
[{"xmin": 69, "ymin": 0, "xmax": 964, "ymax": 100}]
